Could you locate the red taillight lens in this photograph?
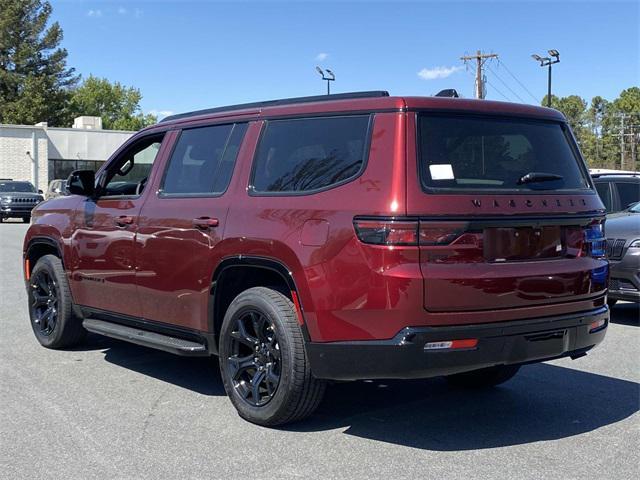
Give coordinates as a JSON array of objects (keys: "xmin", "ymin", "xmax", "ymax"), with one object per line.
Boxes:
[
  {"xmin": 353, "ymin": 220, "xmax": 419, "ymax": 246},
  {"xmin": 354, "ymin": 219, "xmax": 471, "ymax": 247}
]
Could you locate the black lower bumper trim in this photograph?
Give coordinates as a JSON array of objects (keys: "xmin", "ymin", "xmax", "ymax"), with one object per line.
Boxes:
[{"xmin": 307, "ymin": 306, "xmax": 609, "ymax": 381}]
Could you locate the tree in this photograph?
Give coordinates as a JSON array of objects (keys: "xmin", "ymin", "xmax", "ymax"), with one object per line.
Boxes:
[
  {"xmin": 69, "ymin": 75, "xmax": 157, "ymax": 130},
  {"xmin": 0, "ymin": 0, "xmax": 78, "ymax": 125}
]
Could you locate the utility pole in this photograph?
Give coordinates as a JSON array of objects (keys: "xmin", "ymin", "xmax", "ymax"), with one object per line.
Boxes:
[
  {"xmin": 620, "ymin": 114, "xmax": 625, "ymax": 170},
  {"xmin": 460, "ymin": 50, "xmax": 498, "ymax": 99}
]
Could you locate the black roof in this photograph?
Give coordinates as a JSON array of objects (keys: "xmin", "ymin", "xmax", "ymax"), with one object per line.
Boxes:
[{"xmin": 160, "ymin": 91, "xmax": 390, "ymax": 123}]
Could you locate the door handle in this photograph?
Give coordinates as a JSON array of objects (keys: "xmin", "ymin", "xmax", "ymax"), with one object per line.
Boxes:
[
  {"xmin": 115, "ymin": 215, "xmax": 135, "ymax": 227},
  {"xmin": 193, "ymin": 217, "xmax": 219, "ymax": 229}
]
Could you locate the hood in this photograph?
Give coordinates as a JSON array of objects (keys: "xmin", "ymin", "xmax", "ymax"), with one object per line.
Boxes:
[{"xmin": 605, "ymin": 212, "xmax": 640, "ymax": 239}]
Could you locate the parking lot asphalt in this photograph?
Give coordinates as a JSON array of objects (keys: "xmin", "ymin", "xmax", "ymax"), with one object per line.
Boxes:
[{"xmin": 1, "ymin": 221, "xmax": 638, "ymax": 480}]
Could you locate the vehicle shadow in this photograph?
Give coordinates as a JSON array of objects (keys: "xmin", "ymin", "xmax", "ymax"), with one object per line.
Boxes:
[
  {"xmin": 79, "ymin": 333, "xmax": 226, "ymax": 396},
  {"xmin": 286, "ymin": 363, "xmax": 640, "ymax": 450},
  {"xmin": 609, "ymin": 302, "xmax": 639, "ymax": 326},
  {"xmin": 83, "ymin": 330, "xmax": 639, "ymax": 450}
]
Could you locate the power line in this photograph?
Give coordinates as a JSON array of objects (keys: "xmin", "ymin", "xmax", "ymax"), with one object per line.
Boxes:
[
  {"xmin": 463, "ymin": 67, "xmax": 512, "ymax": 102},
  {"xmin": 486, "ymin": 63, "xmax": 527, "ymax": 103},
  {"xmin": 496, "ymin": 59, "xmax": 540, "ymax": 103}
]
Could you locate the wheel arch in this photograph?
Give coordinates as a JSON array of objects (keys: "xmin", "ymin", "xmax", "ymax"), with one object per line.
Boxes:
[
  {"xmin": 210, "ymin": 256, "xmax": 310, "ymax": 351},
  {"xmin": 25, "ymin": 236, "xmax": 65, "ymax": 278}
]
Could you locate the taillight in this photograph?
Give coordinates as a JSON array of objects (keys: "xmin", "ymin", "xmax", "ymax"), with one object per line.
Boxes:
[
  {"xmin": 353, "ymin": 219, "xmax": 469, "ymax": 246},
  {"xmin": 353, "ymin": 220, "xmax": 419, "ymax": 246},
  {"xmin": 582, "ymin": 221, "xmax": 606, "ymax": 258}
]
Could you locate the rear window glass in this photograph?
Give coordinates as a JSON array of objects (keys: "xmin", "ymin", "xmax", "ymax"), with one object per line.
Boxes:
[
  {"xmin": 418, "ymin": 115, "xmax": 590, "ymax": 192},
  {"xmin": 615, "ymin": 181, "xmax": 640, "ymax": 209},
  {"xmin": 251, "ymin": 115, "xmax": 371, "ymax": 193}
]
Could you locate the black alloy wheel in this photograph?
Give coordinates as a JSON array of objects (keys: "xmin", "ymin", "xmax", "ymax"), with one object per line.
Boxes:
[
  {"xmin": 30, "ymin": 269, "xmax": 59, "ymax": 336},
  {"xmin": 226, "ymin": 309, "xmax": 281, "ymax": 407}
]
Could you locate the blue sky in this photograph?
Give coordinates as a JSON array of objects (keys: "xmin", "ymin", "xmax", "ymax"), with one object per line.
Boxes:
[{"xmin": 51, "ymin": 0, "xmax": 639, "ymax": 119}]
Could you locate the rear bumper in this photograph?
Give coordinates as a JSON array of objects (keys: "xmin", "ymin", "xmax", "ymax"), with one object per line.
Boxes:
[{"xmin": 307, "ymin": 306, "xmax": 609, "ymax": 381}]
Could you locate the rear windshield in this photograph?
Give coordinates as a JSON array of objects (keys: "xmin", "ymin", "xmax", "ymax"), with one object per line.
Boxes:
[{"xmin": 418, "ymin": 114, "xmax": 590, "ymax": 192}]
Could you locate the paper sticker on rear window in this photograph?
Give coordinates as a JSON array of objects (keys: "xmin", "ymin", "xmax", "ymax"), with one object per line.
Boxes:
[{"xmin": 429, "ymin": 164, "xmax": 455, "ymax": 180}]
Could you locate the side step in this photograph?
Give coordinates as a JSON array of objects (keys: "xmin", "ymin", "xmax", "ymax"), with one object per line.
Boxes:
[{"xmin": 83, "ymin": 318, "xmax": 208, "ymax": 356}]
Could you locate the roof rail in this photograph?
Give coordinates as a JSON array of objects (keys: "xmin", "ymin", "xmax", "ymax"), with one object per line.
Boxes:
[{"xmin": 160, "ymin": 91, "xmax": 390, "ymax": 123}]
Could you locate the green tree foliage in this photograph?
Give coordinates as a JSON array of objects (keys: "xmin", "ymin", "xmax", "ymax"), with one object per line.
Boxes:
[
  {"xmin": 544, "ymin": 88, "xmax": 640, "ymax": 170},
  {"xmin": 69, "ymin": 75, "xmax": 157, "ymax": 130},
  {"xmin": 0, "ymin": 0, "xmax": 78, "ymax": 125}
]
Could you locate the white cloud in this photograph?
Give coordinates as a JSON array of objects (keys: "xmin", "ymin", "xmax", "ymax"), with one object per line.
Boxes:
[
  {"xmin": 417, "ymin": 65, "xmax": 463, "ymax": 80},
  {"xmin": 315, "ymin": 52, "xmax": 329, "ymax": 62},
  {"xmin": 87, "ymin": 9, "xmax": 103, "ymax": 18},
  {"xmin": 118, "ymin": 7, "xmax": 127, "ymax": 15},
  {"xmin": 149, "ymin": 110, "xmax": 175, "ymax": 119}
]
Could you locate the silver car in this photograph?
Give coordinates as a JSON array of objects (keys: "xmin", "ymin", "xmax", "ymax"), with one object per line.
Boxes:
[{"xmin": 606, "ymin": 202, "xmax": 640, "ymax": 305}]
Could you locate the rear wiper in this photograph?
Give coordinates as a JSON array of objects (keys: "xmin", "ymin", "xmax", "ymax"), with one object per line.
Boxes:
[{"xmin": 517, "ymin": 172, "xmax": 563, "ymax": 185}]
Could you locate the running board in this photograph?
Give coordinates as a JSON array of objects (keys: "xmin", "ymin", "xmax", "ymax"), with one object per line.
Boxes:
[{"xmin": 83, "ymin": 318, "xmax": 208, "ymax": 356}]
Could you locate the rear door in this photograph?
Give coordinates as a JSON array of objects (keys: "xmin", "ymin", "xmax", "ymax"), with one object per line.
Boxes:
[
  {"xmin": 407, "ymin": 112, "xmax": 607, "ymax": 314},
  {"xmin": 135, "ymin": 122, "xmax": 248, "ymax": 331}
]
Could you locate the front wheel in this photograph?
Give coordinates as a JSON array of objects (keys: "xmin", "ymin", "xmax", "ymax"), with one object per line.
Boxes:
[
  {"xmin": 28, "ymin": 254, "xmax": 86, "ymax": 348},
  {"xmin": 219, "ymin": 287, "xmax": 326, "ymax": 426},
  {"xmin": 446, "ymin": 364, "xmax": 521, "ymax": 388}
]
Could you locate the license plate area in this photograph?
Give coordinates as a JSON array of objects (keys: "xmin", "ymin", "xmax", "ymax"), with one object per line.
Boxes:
[{"xmin": 484, "ymin": 226, "xmax": 563, "ymax": 262}]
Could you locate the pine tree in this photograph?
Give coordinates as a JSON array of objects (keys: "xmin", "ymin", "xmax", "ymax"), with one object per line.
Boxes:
[{"xmin": 0, "ymin": 0, "xmax": 78, "ymax": 126}]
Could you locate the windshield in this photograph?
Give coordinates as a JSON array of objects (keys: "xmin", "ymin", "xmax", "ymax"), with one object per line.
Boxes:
[
  {"xmin": 0, "ymin": 181, "xmax": 36, "ymax": 193},
  {"xmin": 418, "ymin": 114, "xmax": 591, "ymax": 192}
]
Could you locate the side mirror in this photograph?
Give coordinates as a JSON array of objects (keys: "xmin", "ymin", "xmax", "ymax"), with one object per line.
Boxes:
[
  {"xmin": 38, "ymin": 189, "xmax": 43, "ymax": 194},
  {"xmin": 67, "ymin": 170, "xmax": 95, "ymax": 197}
]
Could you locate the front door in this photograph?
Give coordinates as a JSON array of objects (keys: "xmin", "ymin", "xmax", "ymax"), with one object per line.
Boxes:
[
  {"xmin": 135, "ymin": 122, "xmax": 248, "ymax": 331},
  {"xmin": 69, "ymin": 132, "xmax": 167, "ymax": 317}
]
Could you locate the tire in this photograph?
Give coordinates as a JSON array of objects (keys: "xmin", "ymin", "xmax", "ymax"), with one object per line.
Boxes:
[
  {"xmin": 607, "ymin": 299, "xmax": 618, "ymax": 307},
  {"xmin": 446, "ymin": 364, "xmax": 521, "ymax": 389},
  {"xmin": 27, "ymin": 254, "xmax": 86, "ymax": 349},
  {"xmin": 22, "ymin": 216, "xmax": 30, "ymax": 223},
  {"xmin": 218, "ymin": 287, "xmax": 326, "ymax": 426}
]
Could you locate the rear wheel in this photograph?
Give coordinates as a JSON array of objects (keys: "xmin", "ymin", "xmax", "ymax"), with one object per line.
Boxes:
[
  {"xmin": 28, "ymin": 254, "xmax": 86, "ymax": 348},
  {"xmin": 219, "ymin": 287, "xmax": 326, "ymax": 426},
  {"xmin": 446, "ymin": 364, "xmax": 521, "ymax": 388}
]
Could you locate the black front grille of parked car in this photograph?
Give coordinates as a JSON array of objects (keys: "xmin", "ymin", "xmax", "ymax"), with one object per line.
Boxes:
[{"xmin": 606, "ymin": 238, "xmax": 626, "ymax": 259}]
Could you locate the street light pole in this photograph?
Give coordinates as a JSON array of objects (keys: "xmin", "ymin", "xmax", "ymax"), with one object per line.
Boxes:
[
  {"xmin": 531, "ymin": 50, "xmax": 560, "ymax": 107},
  {"xmin": 315, "ymin": 66, "xmax": 335, "ymax": 95}
]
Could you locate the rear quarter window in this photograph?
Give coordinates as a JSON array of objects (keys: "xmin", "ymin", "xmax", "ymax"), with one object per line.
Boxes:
[
  {"xmin": 251, "ymin": 115, "xmax": 371, "ymax": 194},
  {"xmin": 418, "ymin": 114, "xmax": 591, "ymax": 192}
]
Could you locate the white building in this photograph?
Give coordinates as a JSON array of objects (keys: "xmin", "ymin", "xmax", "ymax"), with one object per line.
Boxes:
[{"xmin": 0, "ymin": 117, "xmax": 134, "ymax": 191}]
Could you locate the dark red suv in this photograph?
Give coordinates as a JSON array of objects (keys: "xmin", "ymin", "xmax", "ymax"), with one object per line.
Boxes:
[{"xmin": 23, "ymin": 91, "xmax": 610, "ymax": 426}]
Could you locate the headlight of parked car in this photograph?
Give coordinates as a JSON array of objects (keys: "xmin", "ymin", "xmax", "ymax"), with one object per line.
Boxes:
[
  {"xmin": 0, "ymin": 196, "xmax": 11, "ymax": 204},
  {"xmin": 629, "ymin": 239, "xmax": 640, "ymax": 248}
]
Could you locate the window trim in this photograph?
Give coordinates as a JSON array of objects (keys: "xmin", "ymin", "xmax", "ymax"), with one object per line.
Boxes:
[
  {"xmin": 157, "ymin": 122, "xmax": 246, "ymax": 199},
  {"xmin": 416, "ymin": 112, "xmax": 595, "ymax": 196},
  {"xmin": 96, "ymin": 132, "xmax": 166, "ymax": 200},
  {"xmin": 248, "ymin": 113, "xmax": 374, "ymax": 197}
]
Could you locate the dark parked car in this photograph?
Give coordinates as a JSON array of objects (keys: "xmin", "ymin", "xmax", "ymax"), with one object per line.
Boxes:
[
  {"xmin": 45, "ymin": 179, "xmax": 68, "ymax": 200},
  {"xmin": 0, "ymin": 180, "xmax": 44, "ymax": 223},
  {"xmin": 23, "ymin": 91, "xmax": 609, "ymax": 426},
  {"xmin": 592, "ymin": 172, "xmax": 640, "ymax": 213},
  {"xmin": 605, "ymin": 202, "xmax": 640, "ymax": 304}
]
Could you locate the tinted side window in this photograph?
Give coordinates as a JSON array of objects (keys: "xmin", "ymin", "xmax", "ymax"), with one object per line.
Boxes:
[
  {"xmin": 252, "ymin": 115, "xmax": 371, "ymax": 193},
  {"xmin": 161, "ymin": 123, "xmax": 247, "ymax": 195},
  {"xmin": 594, "ymin": 181, "xmax": 612, "ymax": 212},
  {"xmin": 615, "ymin": 181, "xmax": 640, "ymax": 209}
]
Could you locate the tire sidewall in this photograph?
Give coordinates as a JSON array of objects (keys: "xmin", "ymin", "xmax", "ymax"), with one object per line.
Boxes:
[
  {"xmin": 28, "ymin": 256, "xmax": 73, "ymax": 348},
  {"xmin": 219, "ymin": 289, "xmax": 297, "ymax": 424}
]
